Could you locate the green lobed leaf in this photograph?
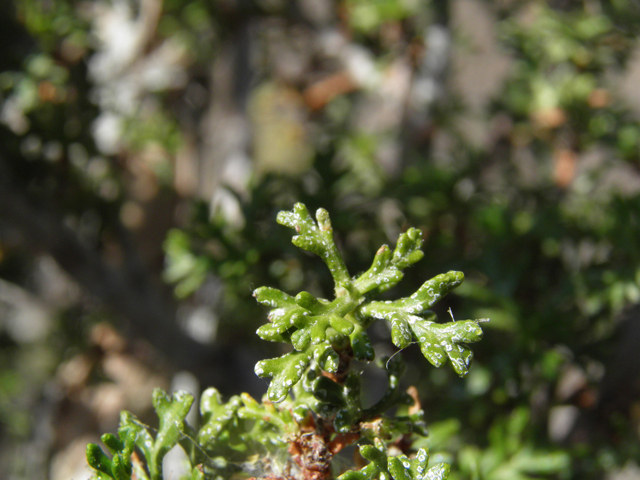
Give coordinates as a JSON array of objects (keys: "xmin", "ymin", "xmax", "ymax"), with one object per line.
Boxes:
[
  {"xmin": 295, "ymin": 291, "xmax": 331, "ymax": 312},
  {"xmin": 410, "ymin": 448, "xmax": 430, "ymax": 480},
  {"xmin": 150, "ymin": 389, "xmax": 194, "ymax": 470},
  {"xmin": 255, "ymin": 342, "xmax": 341, "ymax": 403},
  {"xmin": 359, "ymin": 440, "xmax": 392, "ymax": 480},
  {"xmin": 254, "ymin": 286, "xmax": 299, "ymax": 309},
  {"xmin": 313, "ymin": 343, "xmax": 340, "ymax": 372},
  {"xmin": 388, "ymin": 455, "xmax": 414, "ymax": 480},
  {"xmin": 277, "ymin": 203, "xmax": 352, "ymax": 289},
  {"xmin": 254, "ymin": 284, "xmax": 356, "ymax": 353},
  {"xmin": 350, "ymin": 323, "xmax": 375, "ymax": 361},
  {"xmin": 388, "ymin": 314, "xmax": 413, "ymax": 349},
  {"xmin": 253, "ymin": 286, "xmax": 308, "ymax": 341},
  {"xmin": 86, "ymin": 444, "xmax": 115, "ymax": 478},
  {"xmin": 197, "ymin": 387, "xmax": 243, "ymax": 447},
  {"xmin": 357, "ymin": 270, "xmax": 485, "ymax": 376},
  {"xmin": 290, "ymin": 367, "xmax": 323, "ymax": 420},
  {"xmin": 387, "ymin": 449, "xmax": 451, "ymax": 480},
  {"xmin": 86, "ymin": 420, "xmax": 138, "ymax": 480},
  {"xmin": 355, "ymin": 228, "xmax": 425, "ymax": 295},
  {"xmin": 329, "ymin": 313, "xmax": 356, "ymax": 335},
  {"xmin": 104, "ymin": 390, "xmax": 194, "ymax": 480},
  {"xmin": 109, "ymin": 455, "xmax": 133, "ymax": 480},
  {"xmin": 101, "ymin": 433, "xmax": 124, "ymax": 453},
  {"xmin": 411, "ymin": 449, "xmax": 430, "ymax": 480},
  {"xmin": 255, "ymin": 323, "xmax": 290, "ymax": 343},
  {"xmin": 255, "ymin": 350, "xmax": 314, "ymax": 402},
  {"xmin": 409, "ymin": 318, "xmax": 484, "ymax": 377},
  {"xmin": 118, "ymin": 411, "xmax": 154, "ymax": 466},
  {"xmin": 355, "ymin": 245, "xmax": 403, "ymax": 295},
  {"xmin": 391, "ymin": 228, "xmax": 425, "ymax": 270},
  {"xmin": 392, "ymin": 271, "xmax": 465, "ymax": 315},
  {"xmin": 292, "ymin": 314, "xmax": 341, "ymax": 346},
  {"xmin": 356, "ymin": 271, "xmax": 463, "ymax": 323}
]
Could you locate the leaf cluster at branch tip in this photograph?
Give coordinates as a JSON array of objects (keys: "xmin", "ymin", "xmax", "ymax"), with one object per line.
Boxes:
[
  {"xmin": 254, "ymin": 203, "xmax": 487, "ymax": 401},
  {"xmin": 88, "ymin": 204, "xmax": 488, "ymax": 480}
]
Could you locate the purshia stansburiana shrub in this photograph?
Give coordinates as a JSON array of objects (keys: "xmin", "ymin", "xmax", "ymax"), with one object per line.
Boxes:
[{"xmin": 86, "ymin": 203, "xmax": 487, "ymax": 480}]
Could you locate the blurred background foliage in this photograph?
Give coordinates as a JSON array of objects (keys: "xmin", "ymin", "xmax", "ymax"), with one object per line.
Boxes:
[{"xmin": 2, "ymin": 0, "xmax": 640, "ymax": 479}]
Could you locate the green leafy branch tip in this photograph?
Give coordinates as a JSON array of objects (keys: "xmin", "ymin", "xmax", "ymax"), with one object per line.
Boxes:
[
  {"xmin": 254, "ymin": 204, "xmax": 487, "ymax": 402},
  {"xmin": 357, "ymin": 271, "xmax": 486, "ymax": 377},
  {"xmin": 88, "ymin": 204, "xmax": 490, "ymax": 479},
  {"xmin": 86, "ymin": 429, "xmax": 136, "ymax": 480},
  {"xmin": 338, "ymin": 439, "xmax": 450, "ymax": 480},
  {"xmin": 88, "ymin": 386, "xmax": 297, "ymax": 480},
  {"xmin": 354, "ymin": 228, "xmax": 425, "ymax": 295},
  {"xmin": 87, "ymin": 389, "xmax": 197, "ymax": 480},
  {"xmin": 277, "ymin": 202, "xmax": 352, "ymax": 291}
]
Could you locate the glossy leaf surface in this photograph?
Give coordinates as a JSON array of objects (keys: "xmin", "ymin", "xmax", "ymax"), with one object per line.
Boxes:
[{"xmin": 338, "ymin": 439, "xmax": 450, "ymax": 480}]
